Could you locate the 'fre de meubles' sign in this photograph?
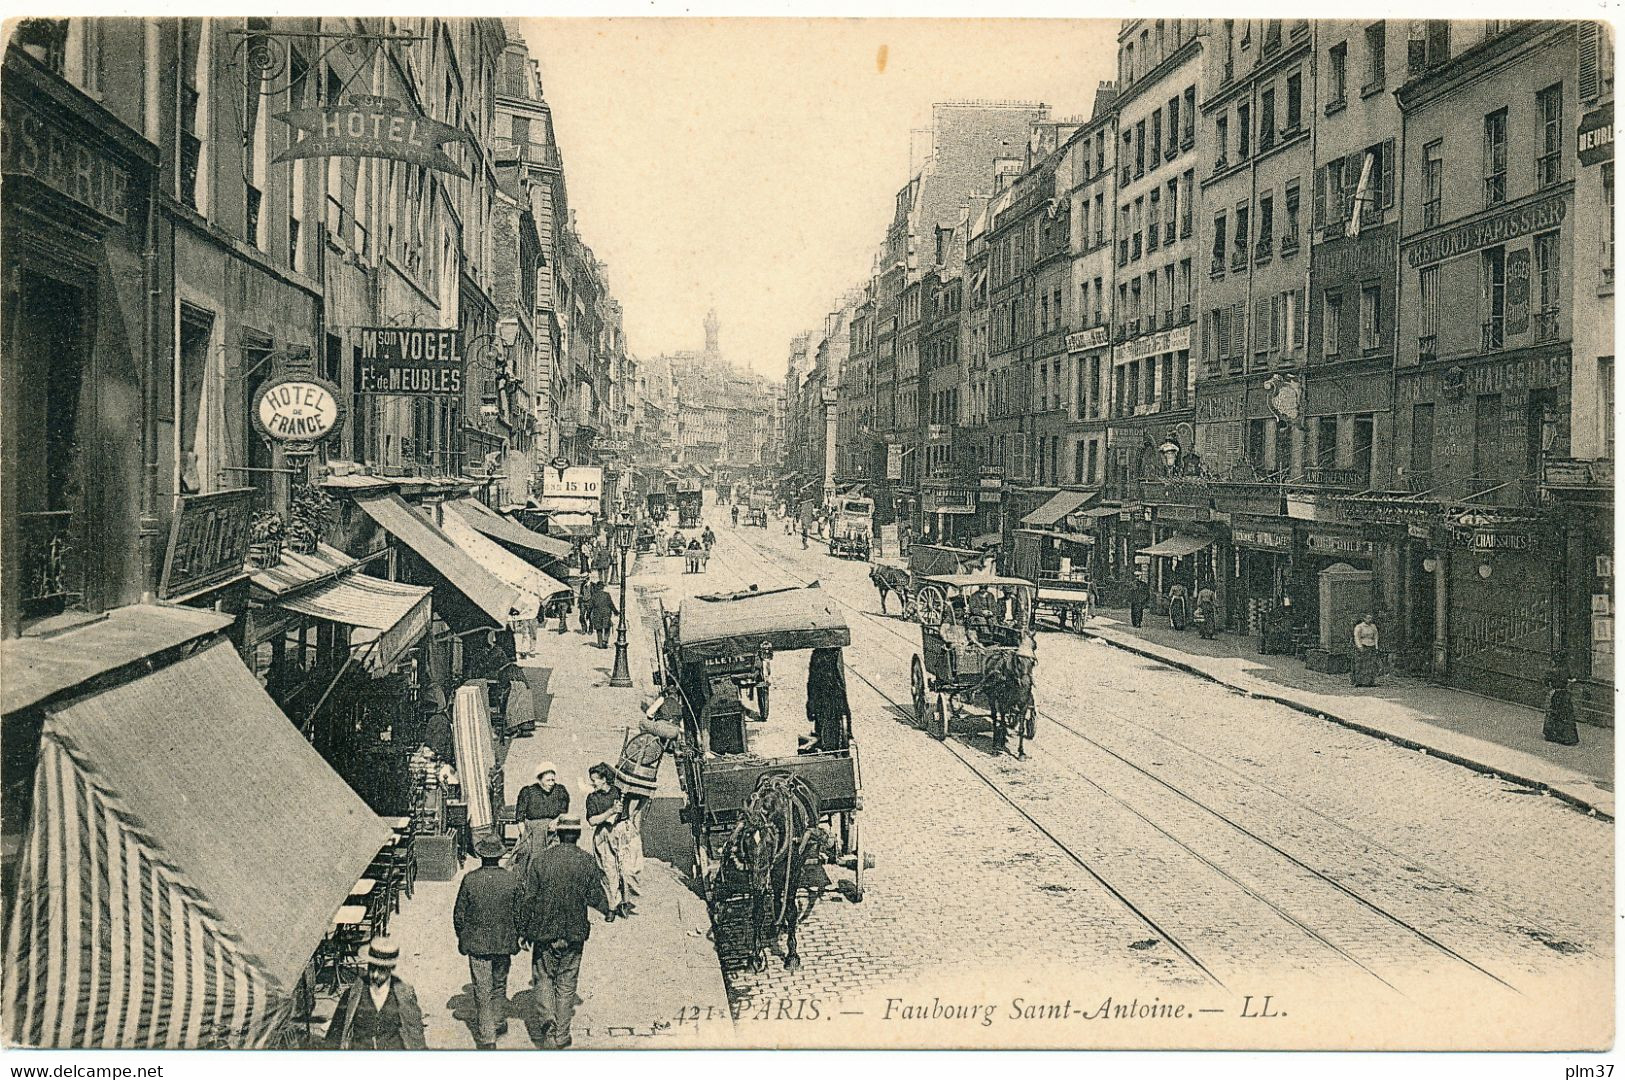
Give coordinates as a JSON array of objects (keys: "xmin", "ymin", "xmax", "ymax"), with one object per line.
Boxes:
[
  {"xmin": 275, "ymin": 96, "xmax": 476, "ymax": 178},
  {"xmin": 356, "ymin": 327, "xmax": 464, "ymax": 395}
]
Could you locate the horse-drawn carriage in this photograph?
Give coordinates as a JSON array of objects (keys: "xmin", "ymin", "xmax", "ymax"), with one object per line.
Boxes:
[
  {"xmin": 1034, "ymin": 569, "xmax": 1093, "ymax": 632},
  {"xmin": 646, "ymin": 491, "xmax": 669, "ymax": 524},
  {"xmin": 744, "ymin": 491, "xmax": 772, "ymax": 528},
  {"xmin": 829, "ymin": 496, "xmax": 874, "ymax": 560},
  {"xmin": 869, "ymin": 542, "xmax": 997, "ymax": 619},
  {"xmin": 907, "ymin": 574, "xmax": 1039, "ymax": 757},
  {"xmin": 675, "ymin": 484, "xmax": 704, "ymax": 528},
  {"xmin": 656, "ymin": 585, "xmax": 865, "ymax": 971}
]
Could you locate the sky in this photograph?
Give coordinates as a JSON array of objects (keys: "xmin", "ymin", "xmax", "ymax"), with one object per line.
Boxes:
[{"xmin": 521, "ymin": 18, "xmax": 1118, "ymax": 378}]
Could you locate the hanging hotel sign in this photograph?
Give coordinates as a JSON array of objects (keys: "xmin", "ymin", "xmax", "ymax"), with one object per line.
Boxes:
[
  {"xmin": 159, "ymin": 488, "xmax": 255, "ymax": 600},
  {"xmin": 275, "ymin": 95, "xmax": 476, "ymax": 178},
  {"xmin": 252, "ymin": 374, "xmax": 345, "ymax": 452},
  {"xmin": 1404, "ymin": 194, "xmax": 1567, "ymax": 268},
  {"xmin": 356, "ymin": 326, "xmax": 465, "ymax": 395}
]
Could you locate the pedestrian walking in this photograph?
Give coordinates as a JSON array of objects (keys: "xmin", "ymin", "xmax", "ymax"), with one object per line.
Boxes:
[
  {"xmin": 323, "ymin": 937, "xmax": 427, "ymax": 1050},
  {"xmin": 701, "ymin": 525, "xmax": 715, "ymax": 552},
  {"xmin": 1542, "ymin": 667, "xmax": 1580, "ymax": 745},
  {"xmin": 1167, "ymin": 582, "xmax": 1190, "ymax": 631},
  {"xmin": 1129, "ymin": 573, "xmax": 1150, "ymax": 628},
  {"xmin": 585, "ymin": 763, "xmax": 634, "ymax": 919},
  {"xmin": 730, "ymin": 504, "xmax": 740, "ymax": 527},
  {"xmin": 454, "ymin": 836, "xmax": 522, "ymax": 1049},
  {"xmin": 800, "ymin": 521, "xmax": 809, "ymax": 549},
  {"xmin": 516, "ymin": 816, "xmax": 611, "ymax": 1049},
  {"xmin": 1351, "ymin": 612, "xmax": 1381, "ymax": 687},
  {"xmin": 593, "ymin": 538, "xmax": 615, "ymax": 587},
  {"xmin": 586, "ymin": 580, "xmax": 617, "ymax": 649},
  {"xmin": 685, "ymin": 537, "xmax": 703, "ymax": 574},
  {"xmin": 576, "ymin": 572, "xmax": 593, "ymax": 634}
]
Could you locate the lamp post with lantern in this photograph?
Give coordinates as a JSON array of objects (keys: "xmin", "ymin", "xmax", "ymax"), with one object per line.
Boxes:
[{"xmin": 609, "ymin": 512, "xmax": 635, "ymax": 687}]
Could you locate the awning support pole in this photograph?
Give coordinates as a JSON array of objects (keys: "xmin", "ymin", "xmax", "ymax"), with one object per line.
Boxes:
[{"xmin": 303, "ymin": 638, "xmax": 379, "ymax": 733}]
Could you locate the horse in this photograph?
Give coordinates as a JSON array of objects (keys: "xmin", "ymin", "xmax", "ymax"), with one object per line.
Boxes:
[
  {"xmin": 721, "ymin": 772, "xmax": 831, "ymax": 972},
  {"xmin": 869, "ymin": 565, "xmax": 894, "ymax": 615},
  {"xmin": 978, "ymin": 635, "xmax": 1036, "ymax": 757}
]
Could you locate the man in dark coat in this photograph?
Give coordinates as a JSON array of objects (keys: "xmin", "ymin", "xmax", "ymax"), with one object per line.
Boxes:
[
  {"xmin": 592, "ymin": 537, "xmax": 615, "ymax": 585},
  {"xmin": 1129, "ymin": 572, "xmax": 1151, "ymax": 628},
  {"xmin": 586, "ymin": 581, "xmax": 617, "ymax": 649},
  {"xmin": 516, "ymin": 815, "xmax": 611, "ymax": 1049},
  {"xmin": 454, "ymin": 835, "xmax": 522, "ymax": 1049},
  {"xmin": 324, "ymin": 937, "xmax": 427, "ymax": 1050},
  {"xmin": 576, "ymin": 572, "xmax": 594, "ymax": 633}
]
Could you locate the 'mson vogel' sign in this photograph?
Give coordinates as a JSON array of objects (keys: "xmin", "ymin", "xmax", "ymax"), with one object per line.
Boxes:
[
  {"xmin": 1405, "ymin": 195, "xmax": 1567, "ymax": 268},
  {"xmin": 356, "ymin": 327, "xmax": 464, "ymax": 395}
]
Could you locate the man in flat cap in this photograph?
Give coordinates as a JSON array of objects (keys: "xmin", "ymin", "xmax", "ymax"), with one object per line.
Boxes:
[
  {"xmin": 454, "ymin": 834, "xmax": 522, "ymax": 1049},
  {"xmin": 515, "ymin": 814, "xmax": 611, "ymax": 1049}
]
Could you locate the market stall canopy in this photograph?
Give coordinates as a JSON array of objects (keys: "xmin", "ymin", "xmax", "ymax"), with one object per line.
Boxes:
[
  {"xmin": 1020, "ymin": 489, "xmax": 1098, "ymax": 527},
  {"xmin": 354, "ymin": 493, "xmax": 525, "ymax": 628},
  {"xmin": 444, "ymin": 497, "xmax": 573, "ymax": 561},
  {"xmin": 5, "ymin": 639, "xmax": 390, "ymax": 1047},
  {"xmin": 676, "ymin": 587, "xmax": 850, "ymax": 661},
  {"xmin": 1138, "ymin": 534, "xmax": 1213, "ymax": 559},
  {"xmin": 278, "ymin": 573, "xmax": 433, "ymax": 671},
  {"xmin": 1074, "ymin": 505, "xmax": 1123, "ymax": 521},
  {"xmin": 548, "ymin": 513, "xmax": 596, "ymax": 539},
  {"xmin": 437, "ymin": 511, "xmax": 564, "ymax": 621}
]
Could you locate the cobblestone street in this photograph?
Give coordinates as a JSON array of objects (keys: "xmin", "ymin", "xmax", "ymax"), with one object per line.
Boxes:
[{"xmin": 660, "ymin": 505, "xmax": 1613, "ymax": 1049}]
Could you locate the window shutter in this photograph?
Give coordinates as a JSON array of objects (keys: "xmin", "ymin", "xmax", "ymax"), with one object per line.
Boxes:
[
  {"xmin": 1381, "ymin": 138, "xmax": 1396, "ymax": 208},
  {"xmin": 1314, "ymin": 165, "xmax": 1326, "ymax": 227},
  {"xmin": 1233, "ymin": 300, "xmax": 1247, "ymax": 358},
  {"xmin": 1580, "ymin": 22, "xmax": 1600, "ymax": 101},
  {"xmin": 1255, "ymin": 297, "xmax": 1269, "ymax": 353},
  {"xmin": 1294, "ymin": 288, "xmax": 1306, "ymax": 347},
  {"xmin": 1272, "ymin": 293, "xmax": 1284, "ymax": 352},
  {"xmin": 1344, "ymin": 151, "xmax": 1364, "ymax": 219}
]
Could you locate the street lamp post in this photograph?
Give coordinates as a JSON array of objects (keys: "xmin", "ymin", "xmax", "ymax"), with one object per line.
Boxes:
[{"xmin": 609, "ymin": 513, "xmax": 635, "ymax": 687}]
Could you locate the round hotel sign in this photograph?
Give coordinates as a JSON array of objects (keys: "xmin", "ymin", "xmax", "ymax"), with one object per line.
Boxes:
[{"xmin": 253, "ymin": 374, "xmax": 345, "ymax": 453}]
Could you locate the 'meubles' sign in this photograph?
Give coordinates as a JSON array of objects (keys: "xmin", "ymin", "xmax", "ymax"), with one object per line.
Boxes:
[{"xmin": 356, "ymin": 327, "xmax": 464, "ymax": 395}]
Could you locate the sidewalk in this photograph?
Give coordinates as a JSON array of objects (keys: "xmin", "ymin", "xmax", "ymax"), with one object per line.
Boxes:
[
  {"xmin": 386, "ymin": 564, "xmax": 731, "ymax": 1049},
  {"xmin": 1077, "ymin": 609, "xmax": 1614, "ymax": 820}
]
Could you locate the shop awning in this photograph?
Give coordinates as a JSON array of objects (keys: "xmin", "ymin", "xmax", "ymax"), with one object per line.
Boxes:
[
  {"xmin": 0, "ymin": 604, "xmax": 233, "ymax": 716},
  {"xmin": 355, "ymin": 493, "xmax": 524, "ymax": 628},
  {"xmin": 279, "ymin": 573, "xmax": 433, "ymax": 671},
  {"xmin": 970, "ymin": 533, "xmax": 1002, "ymax": 550},
  {"xmin": 1139, "ymin": 534, "xmax": 1213, "ymax": 559},
  {"xmin": 5, "ymin": 640, "xmax": 389, "ymax": 1047},
  {"xmin": 249, "ymin": 542, "xmax": 359, "ymax": 597},
  {"xmin": 548, "ymin": 513, "xmax": 596, "ymax": 539},
  {"xmin": 1074, "ymin": 505, "xmax": 1122, "ymax": 521},
  {"xmin": 445, "ymin": 498, "xmax": 573, "ymax": 561},
  {"xmin": 1021, "ymin": 489, "xmax": 1098, "ymax": 527},
  {"xmin": 1020, "ymin": 528, "xmax": 1096, "ymax": 545},
  {"xmin": 453, "ymin": 683, "xmax": 497, "ymax": 833},
  {"xmin": 438, "ymin": 511, "xmax": 566, "ymax": 621}
]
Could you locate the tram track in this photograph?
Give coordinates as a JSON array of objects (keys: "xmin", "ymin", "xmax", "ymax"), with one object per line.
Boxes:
[{"xmin": 706, "ymin": 524, "xmax": 1547, "ymax": 998}]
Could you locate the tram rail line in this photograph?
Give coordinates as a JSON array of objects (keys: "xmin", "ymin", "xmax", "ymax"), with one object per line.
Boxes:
[{"xmin": 708, "ymin": 524, "xmax": 1534, "ymax": 996}]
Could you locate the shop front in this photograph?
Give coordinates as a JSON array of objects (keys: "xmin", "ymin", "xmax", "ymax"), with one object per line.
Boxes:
[
  {"xmin": 1228, "ymin": 515, "xmax": 1296, "ymax": 643},
  {"xmin": 921, "ymin": 480, "xmax": 979, "ymax": 545},
  {"xmin": 1544, "ymin": 458, "xmax": 1614, "ymax": 727},
  {"xmin": 1292, "ymin": 523, "xmax": 1383, "ymax": 655},
  {"xmin": 1440, "ymin": 510, "xmax": 1560, "ymax": 708}
]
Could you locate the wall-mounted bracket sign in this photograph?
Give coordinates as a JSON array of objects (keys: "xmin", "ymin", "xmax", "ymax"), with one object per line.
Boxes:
[
  {"xmin": 356, "ymin": 326, "xmax": 465, "ymax": 395},
  {"xmin": 275, "ymin": 95, "xmax": 477, "ymax": 178},
  {"xmin": 252, "ymin": 374, "xmax": 345, "ymax": 455}
]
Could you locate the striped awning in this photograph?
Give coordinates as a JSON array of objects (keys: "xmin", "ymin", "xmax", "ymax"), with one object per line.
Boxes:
[
  {"xmin": 548, "ymin": 513, "xmax": 596, "ymax": 539},
  {"xmin": 277, "ymin": 573, "xmax": 433, "ymax": 671},
  {"xmin": 1139, "ymin": 533, "xmax": 1213, "ymax": 558},
  {"xmin": 248, "ymin": 543, "xmax": 358, "ymax": 598},
  {"xmin": 452, "ymin": 683, "xmax": 496, "ymax": 833},
  {"xmin": 3, "ymin": 640, "xmax": 389, "ymax": 1048},
  {"xmin": 354, "ymin": 493, "xmax": 525, "ymax": 629},
  {"xmin": 444, "ymin": 498, "xmax": 573, "ymax": 562},
  {"xmin": 1021, "ymin": 489, "xmax": 1098, "ymax": 527},
  {"xmin": 437, "ymin": 509, "xmax": 567, "ymax": 620}
]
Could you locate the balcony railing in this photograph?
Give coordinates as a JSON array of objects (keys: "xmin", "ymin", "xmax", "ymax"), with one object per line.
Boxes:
[
  {"xmin": 1418, "ymin": 334, "xmax": 1437, "ymax": 362},
  {"xmin": 20, "ymin": 509, "xmax": 84, "ymax": 617},
  {"xmin": 1534, "ymin": 309, "xmax": 1560, "ymax": 343},
  {"xmin": 1481, "ymin": 320, "xmax": 1505, "ymax": 352},
  {"xmin": 1280, "ymin": 232, "xmax": 1300, "ymax": 256},
  {"xmin": 1293, "ymin": 466, "xmax": 1368, "ymax": 491}
]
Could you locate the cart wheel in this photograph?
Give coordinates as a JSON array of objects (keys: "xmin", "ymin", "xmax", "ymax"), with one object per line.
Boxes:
[
  {"xmin": 934, "ymin": 695, "xmax": 949, "ymax": 741},
  {"xmin": 910, "ymin": 656, "xmax": 927, "ymax": 728},
  {"xmin": 1073, "ymin": 603, "xmax": 1092, "ymax": 634},
  {"xmin": 851, "ymin": 818, "xmax": 865, "ymax": 902}
]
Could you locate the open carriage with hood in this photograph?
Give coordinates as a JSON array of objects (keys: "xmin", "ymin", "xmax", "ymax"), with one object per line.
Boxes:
[
  {"xmin": 654, "ymin": 585, "xmax": 865, "ymax": 970},
  {"xmin": 868, "ymin": 542, "xmax": 998, "ymax": 620},
  {"xmin": 907, "ymin": 573, "xmax": 1039, "ymax": 757}
]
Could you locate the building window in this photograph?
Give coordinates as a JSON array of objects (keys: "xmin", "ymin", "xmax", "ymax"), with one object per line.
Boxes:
[
  {"xmin": 1419, "ymin": 266, "xmax": 1439, "ymax": 356},
  {"xmin": 1316, "ymin": 416, "xmax": 1339, "ymax": 467},
  {"xmin": 1484, "ymin": 108, "xmax": 1508, "ymax": 207},
  {"xmin": 1359, "ymin": 285, "xmax": 1381, "ymax": 353},
  {"xmin": 1423, "ymin": 140, "xmax": 1443, "ymax": 228},
  {"xmin": 1211, "ymin": 212, "xmax": 1227, "ymax": 275},
  {"xmin": 1260, "ymin": 89, "xmax": 1277, "ymax": 151},
  {"xmin": 1257, "ymin": 193, "xmax": 1274, "ymax": 258},
  {"xmin": 1233, "ymin": 202, "xmax": 1250, "ymax": 268},
  {"xmin": 1324, "ymin": 291, "xmax": 1342, "ymax": 356},
  {"xmin": 1537, "ymin": 83, "xmax": 1564, "ymax": 188},
  {"xmin": 1183, "ymin": 87, "xmax": 1196, "ymax": 145},
  {"xmin": 1151, "ymin": 108, "xmax": 1163, "ymax": 164},
  {"xmin": 179, "ymin": 19, "xmax": 209, "ymax": 213},
  {"xmin": 1136, "ymin": 119, "xmax": 1147, "ymax": 176},
  {"xmin": 1328, "ymin": 42, "xmax": 1348, "ymax": 107},
  {"xmin": 1237, "ymin": 103, "xmax": 1251, "ymax": 159},
  {"xmin": 1363, "ymin": 22, "xmax": 1386, "ymax": 93},
  {"xmin": 1168, "ymin": 95, "xmax": 1180, "ymax": 156},
  {"xmin": 1283, "ymin": 180, "xmax": 1301, "ymax": 251},
  {"xmin": 1352, "ymin": 414, "xmax": 1375, "ymax": 486},
  {"xmin": 1535, "ymin": 230, "xmax": 1561, "ymax": 341},
  {"xmin": 1215, "ymin": 116, "xmax": 1229, "ymax": 169},
  {"xmin": 1482, "ymin": 246, "xmax": 1506, "ymax": 350},
  {"xmin": 1425, "ymin": 21, "xmax": 1451, "ymax": 68}
]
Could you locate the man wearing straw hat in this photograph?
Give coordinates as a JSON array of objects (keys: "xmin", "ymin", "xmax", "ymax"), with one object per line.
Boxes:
[
  {"xmin": 515, "ymin": 814, "xmax": 611, "ymax": 1049},
  {"xmin": 454, "ymin": 835, "xmax": 522, "ymax": 1049},
  {"xmin": 323, "ymin": 937, "xmax": 427, "ymax": 1050}
]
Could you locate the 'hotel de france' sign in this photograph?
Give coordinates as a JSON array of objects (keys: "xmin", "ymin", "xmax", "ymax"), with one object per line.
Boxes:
[{"xmin": 276, "ymin": 95, "xmax": 476, "ymax": 178}]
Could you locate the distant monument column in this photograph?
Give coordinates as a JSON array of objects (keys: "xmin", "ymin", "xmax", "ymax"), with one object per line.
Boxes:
[{"xmin": 704, "ymin": 308, "xmax": 720, "ymax": 358}]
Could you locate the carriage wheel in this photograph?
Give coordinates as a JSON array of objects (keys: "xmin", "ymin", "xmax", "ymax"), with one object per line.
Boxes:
[
  {"xmin": 933, "ymin": 695, "xmax": 949, "ymax": 741},
  {"xmin": 910, "ymin": 656, "xmax": 927, "ymax": 728},
  {"xmin": 903, "ymin": 594, "xmax": 919, "ymax": 622},
  {"xmin": 915, "ymin": 585, "xmax": 949, "ymax": 627},
  {"xmin": 1073, "ymin": 601, "xmax": 1093, "ymax": 634}
]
